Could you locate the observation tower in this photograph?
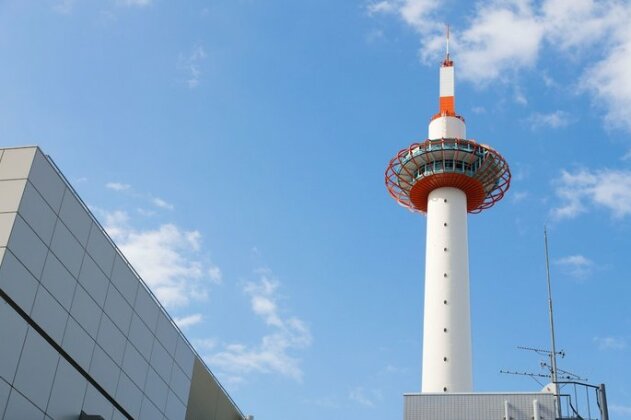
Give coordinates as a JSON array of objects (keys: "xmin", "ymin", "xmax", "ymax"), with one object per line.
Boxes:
[{"xmin": 385, "ymin": 35, "xmax": 510, "ymax": 393}]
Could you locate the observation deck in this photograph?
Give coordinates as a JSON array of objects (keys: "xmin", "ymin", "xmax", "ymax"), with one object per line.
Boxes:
[{"xmin": 385, "ymin": 137, "xmax": 510, "ymax": 213}]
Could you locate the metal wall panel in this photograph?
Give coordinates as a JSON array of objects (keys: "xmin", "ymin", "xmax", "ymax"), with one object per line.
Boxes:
[
  {"xmin": 103, "ymin": 284, "xmax": 133, "ymax": 335},
  {"xmin": 0, "ymin": 250, "xmax": 39, "ymax": 313},
  {"xmin": 13, "ymin": 329, "xmax": 60, "ymax": 411},
  {"xmin": 46, "ymin": 358, "xmax": 88, "ymax": 419},
  {"xmin": 28, "ymin": 150, "xmax": 65, "ymax": 213},
  {"xmin": 83, "ymin": 384, "xmax": 115, "ymax": 420},
  {"xmin": 59, "ymin": 190, "xmax": 93, "ymax": 246},
  {"xmin": 18, "ymin": 182, "xmax": 57, "ymax": 246},
  {"xmin": 89, "ymin": 346, "xmax": 121, "ymax": 397},
  {"xmin": 175, "ymin": 336, "xmax": 195, "ymax": 379},
  {"xmin": 151, "ymin": 341, "xmax": 174, "ymax": 384},
  {"xmin": 97, "ymin": 314, "xmax": 127, "ymax": 365},
  {"xmin": 145, "ymin": 367, "xmax": 169, "ymax": 412},
  {"xmin": 70, "ymin": 284, "xmax": 103, "ymax": 339},
  {"xmin": 62, "ymin": 317, "xmax": 96, "ymax": 370},
  {"xmin": 156, "ymin": 311, "xmax": 179, "ymax": 355},
  {"xmin": 139, "ymin": 396, "xmax": 162, "ymax": 420},
  {"xmin": 30, "ymin": 285, "xmax": 69, "ymax": 344},
  {"xmin": 86, "ymin": 226, "xmax": 115, "ymax": 276},
  {"xmin": 40, "ymin": 253, "xmax": 76, "ymax": 310},
  {"xmin": 110, "ymin": 255, "xmax": 139, "ymax": 306},
  {"xmin": 8, "ymin": 215, "xmax": 48, "ymax": 279},
  {"xmin": 134, "ymin": 285, "xmax": 160, "ymax": 331},
  {"xmin": 122, "ymin": 341, "xmax": 149, "ymax": 390},
  {"xmin": 129, "ymin": 312, "xmax": 155, "ymax": 357},
  {"xmin": 3, "ymin": 387, "xmax": 45, "ymax": 419},
  {"xmin": 404, "ymin": 393, "xmax": 556, "ymax": 420},
  {"xmin": 50, "ymin": 220, "xmax": 85, "ymax": 278},
  {"xmin": 116, "ymin": 372, "xmax": 143, "ymax": 419},
  {"xmin": 0, "ymin": 300, "xmax": 29, "ymax": 383},
  {"xmin": 0, "ymin": 379, "xmax": 10, "ymax": 418},
  {"xmin": 165, "ymin": 389, "xmax": 187, "ymax": 420},
  {"xmin": 78, "ymin": 255, "xmax": 110, "ymax": 307}
]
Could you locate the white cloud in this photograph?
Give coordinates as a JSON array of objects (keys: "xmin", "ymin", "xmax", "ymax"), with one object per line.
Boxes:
[
  {"xmin": 593, "ymin": 336, "xmax": 627, "ymax": 350},
  {"xmin": 104, "ymin": 210, "xmax": 217, "ymax": 307},
  {"xmin": 117, "ymin": 0, "xmax": 152, "ymax": 7},
  {"xmin": 458, "ymin": 1, "xmax": 545, "ymax": 84},
  {"xmin": 555, "ymin": 254, "xmax": 594, "ymax": 279},
  {"xmin": 581, "ymin": 30, "xmax": 631, "ymax": 132},
  {"xmin": 349, "ymin": 387, "xmax": 382, "ymax": 407},
  {"xmin": 104, "ymin": 182, "xmax": 178, "ymax": 212},
  {"xmin": 551, "ymin": 169, "xmax": 631, "ymax": 219},
  {"xmin": 204, "ymin": 270, "xmax": 311, "ymax": 382},
  {"xmin": 179, "ymin": 45, "xmax": 207, "ymax": 89},
  {"xmin": 174, "ymin": 313, "xmax": 203, "ymax": 329},
  {"xmin": 527, "ymin": 110, "xmax": 572, "ymax": 129},
  {"xmin": 623, "ymin": 150, "xmax": 631, "ymax": 161},
  {"xmin": 368, "ymin": 0, "xmax": 631, "ymax": 131},
  {"xmin": 152, "ymin": 197, "xmax": 174, "ymax": 210},
  {"xmin": 106, "ymin": 182, "xmax": 131, "ymax": 191},
  {"xmin": 367, "ymin": 1, "xmax": 396, "ymax": 15}
]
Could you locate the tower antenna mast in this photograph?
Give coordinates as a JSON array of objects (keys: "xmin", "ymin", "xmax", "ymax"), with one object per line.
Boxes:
[
  {"xmin": 446, "ymin": 24, "xmax": 450, "ymax": 60},
  {"xmin": 544, "ymin": 226, "xmax": 562, "ymax": 418}
]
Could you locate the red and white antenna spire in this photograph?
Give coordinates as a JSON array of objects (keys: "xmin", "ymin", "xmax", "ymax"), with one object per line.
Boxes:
[
  {"xmin": 428, "ymin": 24, "xmax": 464, "ymax": 140},
  {"xmin": 438, "ymin": 24, "xmax": 456, "ymax": 118}
]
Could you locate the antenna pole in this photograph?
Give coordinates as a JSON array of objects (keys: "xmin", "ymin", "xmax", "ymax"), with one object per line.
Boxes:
[
  {"xmin": 544, "ymin": 226, "xmax": 561, "ymax": 418},
  {"xmin": 446, "ymin": 24, "xmax": 450, "ymax": 59}
]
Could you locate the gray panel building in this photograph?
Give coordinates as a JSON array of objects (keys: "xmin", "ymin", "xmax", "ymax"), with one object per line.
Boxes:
[
  {"xmin": 0, "ymin": 146, "xmax": 248, "ymax": 420},
  {"xmin": 404, "ymin": 392, "xmax": 556, "ymax": 420}
]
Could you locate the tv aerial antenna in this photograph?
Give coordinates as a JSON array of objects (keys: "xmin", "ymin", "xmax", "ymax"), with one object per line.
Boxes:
[
  {"xmin": 499, "ymin": 227, "xmax": 589, "ymax": 419},
  {"xmin": 500, "ymin": 346, "xmax": 586, "ymax": 387}
]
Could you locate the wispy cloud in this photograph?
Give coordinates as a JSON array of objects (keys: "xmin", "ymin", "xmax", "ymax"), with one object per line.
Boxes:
[
  {"xmin": 106, "ymin": 182, "xmax": 131, "ymax": 191},
  {"xmin": 106, "ymin": 181, "xmax": 177, "ymax": 212},
  {"xmin": 193, "ymin": 338, "xmax": 217, "ymax": 351},
  {"xmin": 551, "ymin": 169, "xmax": 631, "ymax": 219},
  {"xmin": 104, "ymin": 210, "xmax": 221, "ymax": 307},
  {"xmin": 152, "ymin": 197, "xmax": 174, "ymax": 211},
  {"xmin": 116, "ymin": 0, "xmax": 152, "ymax": 7},
  {"xmin": 349, "ymin": 387, "xmax": 382, "ymax": 408},
  {"xmin": 204, "ymin": 269, "xmax": 312, "ymax": 383},
  {"xmin": 555, "ymin": 254, "xmax": 594, "ymax": 279},
  {"xmin": 174, "ymin": 313, "xmax": 203, "ymax": 329},
  {"xmin": 593, "ymin": 336, "xmax": 627, "ymax": 351},
  {"xmin": 367, "ymin": 1, "xmax": 396, "ymax": 15},
  {"xmin": 527, "ymin": 111, "xmax": 572, "ymax": 130},
  {"xmin": 178, "ymin": 45, "xmax": 207, "ymax": 89},
  {"xmin": 368, "ymin": 0, "xmax": 631, "ymax": 132}
]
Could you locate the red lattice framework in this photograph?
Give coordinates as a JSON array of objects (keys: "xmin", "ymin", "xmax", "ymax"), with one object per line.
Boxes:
[{"xmin": 385, "ymin": 138, "xmax": 511, "ymax": 214}]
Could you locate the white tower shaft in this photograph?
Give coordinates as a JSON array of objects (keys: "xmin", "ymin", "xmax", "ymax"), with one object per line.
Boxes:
[{"xmin": 421, "ymin": 187, "xmax": 473, "ymax": 393}]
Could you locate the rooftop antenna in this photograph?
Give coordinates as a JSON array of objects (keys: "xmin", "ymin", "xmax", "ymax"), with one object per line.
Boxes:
[{"xmin": 545, "ymin": 226, "xmax": 563, "ymax": 418}]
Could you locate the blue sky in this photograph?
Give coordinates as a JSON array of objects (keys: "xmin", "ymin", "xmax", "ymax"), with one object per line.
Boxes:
[{"xmin": 1, "ymin": 0, "xmax": 631, "ymax": 419}]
